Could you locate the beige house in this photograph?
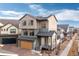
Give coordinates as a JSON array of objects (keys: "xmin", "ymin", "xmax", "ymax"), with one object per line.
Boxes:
[
  {"xmin": 18, "ymin": 14, "xmax": 57, "ymax": 50},
  {"xmin": 0, "ymin": 24, "xmax": 18, "ymax": 35},
  {"xmin": 0, "ymin": 19, "xmax": 19, "ymax": 44}
]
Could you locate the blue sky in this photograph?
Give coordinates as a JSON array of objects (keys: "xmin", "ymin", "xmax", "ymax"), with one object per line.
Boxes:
[{"xmin": 0, "ymin": 3, "xmax": 79, "ymax": 27}]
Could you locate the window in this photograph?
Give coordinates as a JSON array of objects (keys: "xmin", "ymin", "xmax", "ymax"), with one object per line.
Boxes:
[
  {"xmin": 31, "ymin": 20, "xmax": 33, "ymax": 25},
  {"xmin": 29, "ymin": 20, "xmax": 34, "ymax": 26},
  {"xmin": 23, "ymin": 31, "xmax": 28, "ymax": 36},
  {"xmin": 30, "ymin": 31, "xmax": 34, "ymax": 36},
  {"xmin": 23, "ymin": 21, "xmax": 26, "ymax": 26},
  {"xmin": 42, "ymin": 23, "xmax": 46, "ymax": 28},
  {"xmin": 4, "ymin": 29, "xmax": 5, "ymax": 31},
  {"xmin": 10, "ymin": 29, "xmax": 16, "ymax": 33}
]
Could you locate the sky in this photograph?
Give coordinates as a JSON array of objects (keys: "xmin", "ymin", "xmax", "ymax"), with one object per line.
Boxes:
[{"xmin": 0, "ymin": 3, "xmax": 79, "ymax": 27}]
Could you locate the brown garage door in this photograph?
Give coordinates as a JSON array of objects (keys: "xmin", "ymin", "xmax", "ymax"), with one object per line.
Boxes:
[{"xmin": 20, "ymin": 41, "xmax": 32, "ymax": 49}]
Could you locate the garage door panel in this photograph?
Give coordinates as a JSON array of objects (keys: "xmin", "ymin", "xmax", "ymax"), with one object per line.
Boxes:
[
  {"xmin": 2, "ymin": 38, "xmax": 16, "ymax": 44},
  {"xmin": 21, "ymin": 41, "xmax": 32, "ymax": 49}
]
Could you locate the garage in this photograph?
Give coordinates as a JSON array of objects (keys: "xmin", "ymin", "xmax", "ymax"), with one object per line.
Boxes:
[
  {"xmin": 20, "ymin": 40, "xmax": 32, "ymax": 49},
  {"xmin": 2, "ymin": 38, "xmax": 16, "ymax": 44},
  {"xmin": 17, "ymin": 36, "xmax": 37, "ymax": 50}
]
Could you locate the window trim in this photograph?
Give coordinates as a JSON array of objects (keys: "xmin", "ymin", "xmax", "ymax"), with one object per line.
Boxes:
[{"xmin": 10, "ymin": 29, "xmax": 16, "ymax": 33}]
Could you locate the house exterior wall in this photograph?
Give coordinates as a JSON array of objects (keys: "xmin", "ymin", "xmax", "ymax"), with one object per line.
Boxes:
[
  {"xmin": 1, "ymin": 24, "xmax": 18, "ymax": 35},
  {"xmin": 51, "ymin": 33, "xmax": 57, "ymax": 49},
  {"xmin": 19, "ymin": 15, "xmax": 37, "ymax": 29},
  {"xmin": 8, "ymin": 26, "xmax": 18, "ymax": 34},
  {"xmin": 1, "ymin": 24, "xmax": 12, "ymax": 34},
  {"xmin": 48, "ymin": 16, "xmax": 57, "ymax": 32},
  {"xmin": 33, "ymin": 39, "xmax": 37, "ymax": 50}
]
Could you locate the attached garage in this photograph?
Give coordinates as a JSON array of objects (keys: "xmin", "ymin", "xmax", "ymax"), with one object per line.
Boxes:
[
  {"xmin": 17, "ymin": 36, "xmax": 37, "ymax": 50},
  {"xmin": 2, "ymin": 38, "xmax": 16, "ymax": 44},
  {"xmin": 0, "ymin": 35, "xmax": 18, "ymax": 44},
  {"xmin": 20, "ymin": 40, "xmax": 32, "ymax": 49}
]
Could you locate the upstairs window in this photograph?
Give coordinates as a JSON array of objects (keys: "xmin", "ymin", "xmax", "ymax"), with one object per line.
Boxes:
[
  {"xmin": 42, "ymin": 23, "xmax": 46, "ymax": 28},
  {"xmin": 10, "ymin": 29, "xmax": 16, "ymax": 33},
  {"xmin": 31, "ymin": 20, "xmax": 33, "ymax": 25},
  {"xmin": 29, "ymin": 20, "xmax": 34, "ymax": 26},
  {"xmin": 23, "ymin": 21, "xmax": 26, "ymax": 26}
]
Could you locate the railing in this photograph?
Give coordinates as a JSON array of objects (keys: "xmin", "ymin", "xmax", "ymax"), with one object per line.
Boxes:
[{"xmin": 60, "ymin": 33, "xmax": 77, "ymax": 56}]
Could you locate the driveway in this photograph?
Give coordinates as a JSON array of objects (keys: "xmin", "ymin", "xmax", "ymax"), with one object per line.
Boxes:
[{"xmin": 1, "ymin": 44, "xmax": 34, "ymax": 56}]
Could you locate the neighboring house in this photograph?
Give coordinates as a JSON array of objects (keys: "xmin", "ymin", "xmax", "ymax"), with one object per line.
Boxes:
[
  {"xmin": 57, "ymin": 24, "xmax": 69, "ymax": 42},
  {"xmin": 17, "ymin": 14, "xmax": 57, "ymax": 50},
  {"xmin": 57, "ymin": 24, "xmax": 69, "ymax": 33},
  {"xmin": 0, "ymin": 19, "xmax": 19, "ymax": 44},
  {"xmin": 0, "ymin": 24, "xmax": 18, "ymax": 34},
  {"xmin": 69, "ymin": 26, "xmax": 74, "ymax": 33}
]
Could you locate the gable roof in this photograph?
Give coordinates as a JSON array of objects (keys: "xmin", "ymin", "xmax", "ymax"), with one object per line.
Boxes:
[
  {"xmin": 7, "ymin": 25, "xmax": 18, "ymax": 30},
  {"xmin": 19, "ymin": 14, "xmax": 58, "ymax": 21},
  {"xmin": 57, "ymin": 24, "xmax": 69, "ymax": 32},
  {"xmin": 0, "ymin": 19, "xmax": 19, "ymax": 28},
  {"xmin": 19, "ymin": 14, "xmax": 36, "ymax": 20}
]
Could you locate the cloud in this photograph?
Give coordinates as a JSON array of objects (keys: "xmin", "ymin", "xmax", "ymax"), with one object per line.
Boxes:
[
  {"xmin": 0, "ymin": 10, "xmax": 26, "ymax": 19},
  {"xmin": 55, "ymin": 9, "xmax": 79, "ymax": 21},
  {"xmin": 28, "ymin": 4, "xmax": 79, "ymax": 21},
  {"xmin": 28, "ymin": 4, "xmax": 52, "ymax": 16},
  {"xmin": 0, "ymin": 4, "xmax": 79, "ymax": 21}
]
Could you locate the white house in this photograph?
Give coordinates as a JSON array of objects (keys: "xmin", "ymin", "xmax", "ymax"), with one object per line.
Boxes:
[
  {"xmin": 0, "ymin": 19, "xmax": 19, "ymax": 44},
  {"xmin": 0, "ymin": 24, "xmax": 18, "ymax": 35}
]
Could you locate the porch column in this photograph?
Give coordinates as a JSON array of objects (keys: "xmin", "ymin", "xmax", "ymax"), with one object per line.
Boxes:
[
  {"xmin": 41, "ymin": 37, "xmax": 45, "ymax": 46},
  {"xmin": 48, "ymin": 37, "xmax": 52, "ymax": 46}
]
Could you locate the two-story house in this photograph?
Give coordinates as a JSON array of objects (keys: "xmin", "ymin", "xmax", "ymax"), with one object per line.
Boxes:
[
  {"xmin": 0, "ymin": 19, "xmax": 19, "ymax": 44},
  {"xmin": 17, "ymin": 14, "xmax": 57, "ymax": 50}
]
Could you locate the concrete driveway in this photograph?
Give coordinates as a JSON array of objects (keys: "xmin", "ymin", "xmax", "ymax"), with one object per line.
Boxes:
[
  {"xmin": 1, "ymin": 44, "xmax": 37, "ymax": 56},
  {"xmin": 0, "ymin": 45, "xmax": 18, "ymax": 56}
]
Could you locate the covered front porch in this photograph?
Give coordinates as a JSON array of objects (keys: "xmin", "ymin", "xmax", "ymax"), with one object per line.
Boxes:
[{"xmin": 35, "ymin": 31, "xmax": 57, "ymax": 51}]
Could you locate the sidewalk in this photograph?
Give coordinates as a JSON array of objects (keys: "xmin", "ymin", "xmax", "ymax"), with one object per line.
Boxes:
[{"xmin": 60, "ymin": 33, "xmax": 77, "ymax": 56}]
